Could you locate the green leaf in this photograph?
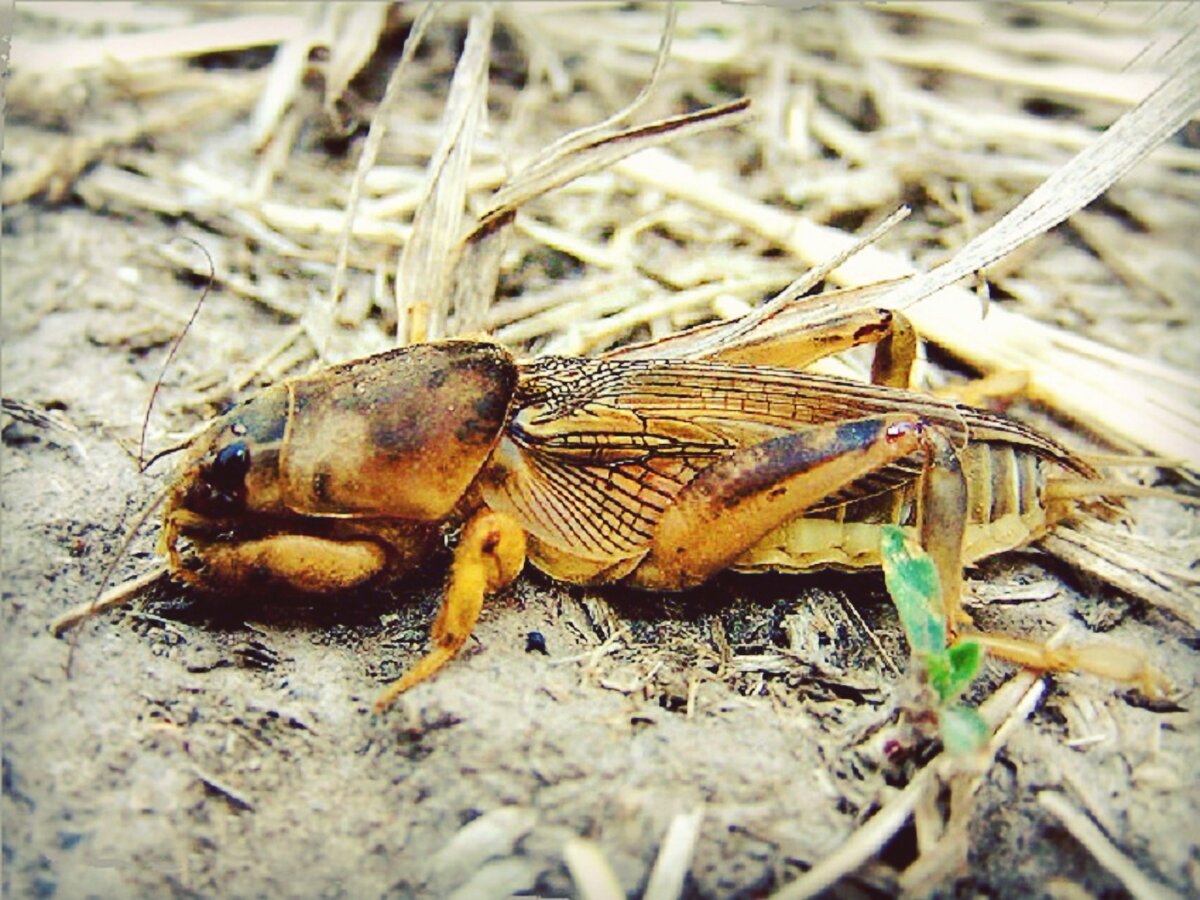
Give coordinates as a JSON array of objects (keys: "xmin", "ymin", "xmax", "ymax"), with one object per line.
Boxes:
[
  {"xmin": 927, "ymin": 640, "xmax": 983, "ymax": 703},
  {"xmin": 944, "ymin": 640, "xmax": 983, "ymax": 698},
  {"xmin": 939, "ymin": 704, "xmax": 989, "ymax": 755},
  {"xmin": 926, "ymin": 652, "xmax": 952, "ymax": 701},
  {"xmin": 880, "ymin": 525, "xmax": 945, "ymax": 655}
]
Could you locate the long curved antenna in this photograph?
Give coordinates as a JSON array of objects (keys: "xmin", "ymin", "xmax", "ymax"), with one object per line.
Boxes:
[
  {"xmin": 138, "ymin": 238, "xmax": 216, "ymax": 472},
  {"xmin": 140, "ymin": 435, "xmax": 197, "ymax": 471},
  {"xmin": 54, "ymin": 483, "xmax": 174, "ymax": 676}
]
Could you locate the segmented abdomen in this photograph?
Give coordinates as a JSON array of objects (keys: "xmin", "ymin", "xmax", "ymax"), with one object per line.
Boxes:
[{"xmin": 731, "ymin": 442, "xmax": 1059, "ymax": 573}]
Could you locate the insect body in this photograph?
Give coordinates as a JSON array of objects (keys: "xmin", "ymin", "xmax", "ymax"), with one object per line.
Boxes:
[{"xmin": 162, "ymin": 314, "xmax": 1166, "ymax": 710}]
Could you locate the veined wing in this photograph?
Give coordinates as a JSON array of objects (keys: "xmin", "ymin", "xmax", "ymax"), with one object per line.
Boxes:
[
  {"xmin": 516, "ymin": 356, "xmax": 974, "ymax": 433},
  {"xmin": 483, "ymin": 357, "xmax": 965, "ymax": 561},
  {"xmin": 956, "ymin": 406, "xmax": 1095, "ymax": 478}
]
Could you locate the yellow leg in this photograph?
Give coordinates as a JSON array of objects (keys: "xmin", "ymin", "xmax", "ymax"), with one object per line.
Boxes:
[
  {"xmin": 631, "ymin": 415, "xmax": 926, "ymax": 590},
  {"xmin": 714, "ymin": 308, "xmax": 918, "ymax": 388},
  {"xmin": 916, "ymin": 426, "xmax": 971, "ymax": 630},
  {"xmin": 933, "ymin": 370, "xmax": 1030, "ymax": 407},
  {"xmin": 374, "ymin": 510, "xmax": 526, "ymax": 711},
  {"xmin": 202, "ymin": 535, "xmax": 388, "ymax": 593},
  {"xmin": 966, "ymin": 632, "xmax": 1171, "ymax": 699}
]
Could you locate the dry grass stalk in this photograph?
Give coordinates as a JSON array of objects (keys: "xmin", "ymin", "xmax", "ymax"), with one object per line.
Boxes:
[
  {"xmin": 1041, "ymin": 521, "xmax": 1200, "ymax": 628},
  {"xmin": 1038, "ymin": 792, "xmax": 1184, "ymax": 900},
  {"xmin": 249, "ymin": 7, "xmax": 328, "ymax": 150},
  {"xmin": 11, "ymin": 13, "xmax": 305, "ymax": 74},
  {"xmin": 643, "ymin": 807, "xmax": 706, "ymax": 900},
  {"xmin": 321, "ymin": 3, "xmax": 391, "ymax": 121},
  {"xmin": 448, "ymin": 98, "xmax": 752, "ymax": 349},
  {"xmin": 394, "ymin": 6, "xmax": 493, "ymax": 344},
  {"xmin": 329, "ymin": 4, "xmax": 440, "ymax": 327},
  {"xmin": 49, "ymin": 566, "xmax": 170, "ymax": 638},
  {"xmin": 563, "ymin": 837, "xmax": 626, "ymax": 900},
  {"xmin": 770, "ymin": 662, "xmax": 1050, "ymax": 900}
]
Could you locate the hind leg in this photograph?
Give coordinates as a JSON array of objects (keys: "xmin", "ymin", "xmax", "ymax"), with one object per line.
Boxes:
[
  {"xmin": 912, "ymin": 431, "xmax": 1169, "ymax": 695},
  {"xmin": 628, "ymin": 414, "xmax": 929, "ymax": 590},
  {"xmin": 713, "ymin": 307, "xmax": 918, "ymax": 388},
  {"xmin": 965, "ymin": 632, "xmax": 1169, "ymax": 697}
]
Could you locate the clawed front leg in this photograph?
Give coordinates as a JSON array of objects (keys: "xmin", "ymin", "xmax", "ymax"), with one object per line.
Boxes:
[{"xmin": 375, "ymin": 510, "xmax": 526, "ymax": 711}]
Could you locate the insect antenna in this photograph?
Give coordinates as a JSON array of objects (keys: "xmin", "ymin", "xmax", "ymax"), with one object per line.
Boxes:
[
  {"xmin": 53, "ymin": 483, "xmax": 174, "ymax": 676},
  {"xmin": 56, "ymin": 240, "xmax": 216, "ymax": 673},
  {"xmin": 138, "ymin": 238, "xmax": 216, "ymax": 473},
  {"xmin": 140, "ymin": 435, "xmax": 197, "ymax": 471}
]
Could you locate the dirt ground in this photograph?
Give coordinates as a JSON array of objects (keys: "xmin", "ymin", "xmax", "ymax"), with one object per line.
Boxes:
[{"xmin": 4, "ymin": 4, "xmax": 1199, "ymax": 899}]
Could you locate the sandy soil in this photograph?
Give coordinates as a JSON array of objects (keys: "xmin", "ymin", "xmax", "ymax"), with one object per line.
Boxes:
[{"xmin": 4, "ymin": 5, "xmax": 1199, "ymax": 899}]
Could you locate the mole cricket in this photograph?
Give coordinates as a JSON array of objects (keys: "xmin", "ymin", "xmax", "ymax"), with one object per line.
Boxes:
[{"xmin": 53, "ymin": 286, "xmax": 1170, "ymax": 711}]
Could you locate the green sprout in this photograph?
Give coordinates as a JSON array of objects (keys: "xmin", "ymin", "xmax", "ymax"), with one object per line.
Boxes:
[{"xmin": 880, "ymin": 525, "xmax": 989, "ymax": 755}]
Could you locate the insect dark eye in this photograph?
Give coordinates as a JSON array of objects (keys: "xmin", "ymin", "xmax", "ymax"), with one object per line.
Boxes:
[
  {"xmin": 209, "ymin": 440, "xmax": 251, "ymax": 490},
  {"xmin": 187, "ymin": 439, "xmax": 252, "ymax": 517}
]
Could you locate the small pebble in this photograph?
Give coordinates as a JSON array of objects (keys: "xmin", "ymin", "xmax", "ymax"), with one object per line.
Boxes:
[{"xmin": 525, "ymin": 631, "xmax": 548, "ymax": 655}]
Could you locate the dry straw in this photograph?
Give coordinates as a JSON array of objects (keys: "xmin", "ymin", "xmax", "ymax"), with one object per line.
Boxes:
[
  {"xmin": 8, "ymin": 4, "xmax": 1199, "ymax": 897},
  {"xmin": 12, "ymin": 6, "xmax": 1196, "ymax": 465}
]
